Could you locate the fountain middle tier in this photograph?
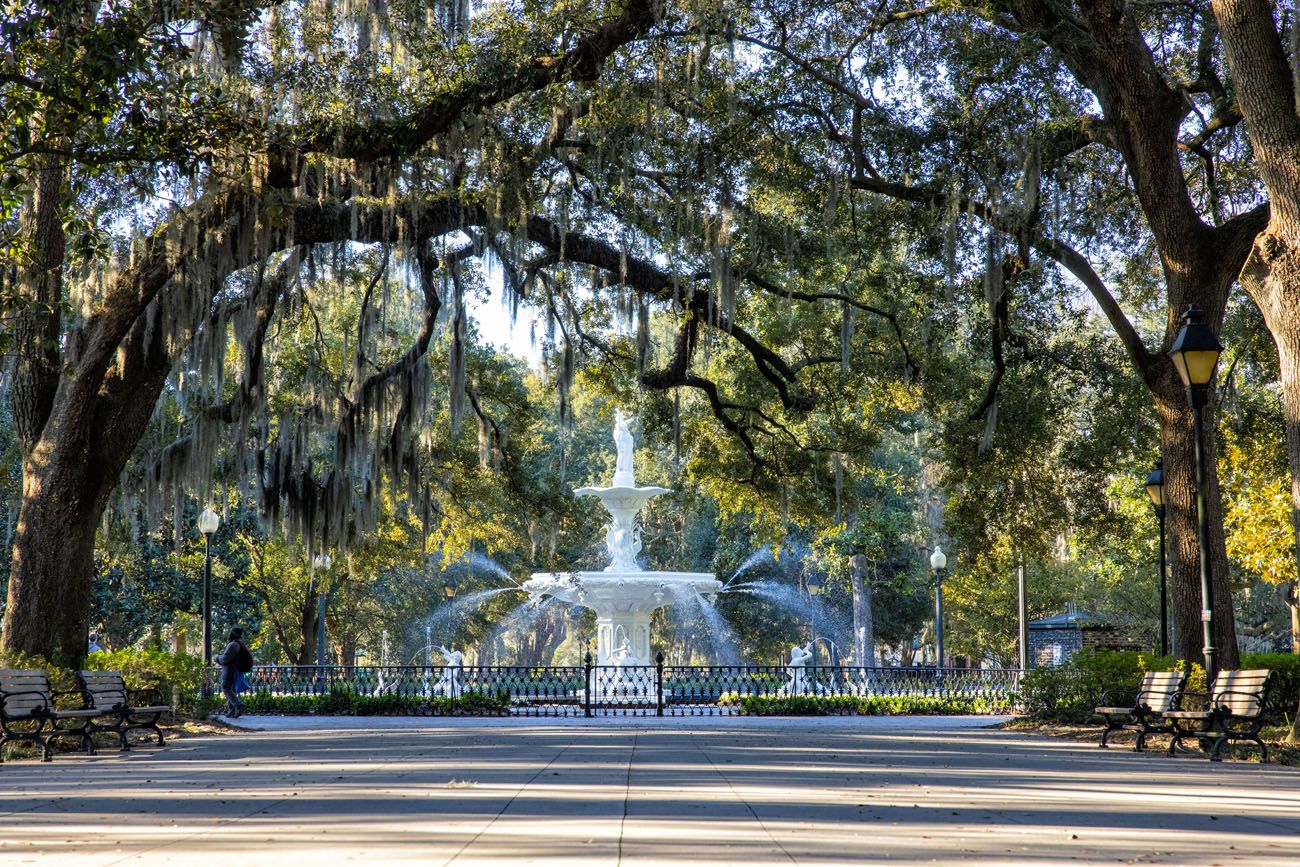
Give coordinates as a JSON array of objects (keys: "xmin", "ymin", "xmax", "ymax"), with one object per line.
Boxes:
[{"xmin": 523, "ymin": 570, "xmax": 721, "ymax": 666}]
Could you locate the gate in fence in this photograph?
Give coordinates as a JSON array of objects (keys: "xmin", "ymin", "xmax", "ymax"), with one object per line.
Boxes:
[{"xmin": 230, "ymin": 655, "xmax": 1023, "ymax": 717}]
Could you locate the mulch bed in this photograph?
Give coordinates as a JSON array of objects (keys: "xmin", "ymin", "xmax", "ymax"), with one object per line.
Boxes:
[
  {"xmin": 1002, "ymin": 718, "xmax": 1300, "ymax": 766},
  {"xmin": 1, "ymin": 715, "xmax": 243, "ymax": 762}
]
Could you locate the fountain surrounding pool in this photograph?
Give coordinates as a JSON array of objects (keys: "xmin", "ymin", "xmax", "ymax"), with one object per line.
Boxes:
[{"xmin": 523, "ymin": 410, "xmax": 721, "ymax": 669}]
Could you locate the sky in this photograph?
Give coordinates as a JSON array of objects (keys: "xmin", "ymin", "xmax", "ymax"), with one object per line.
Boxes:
[{"xmin": 468, "ymin": 283, "xmax": 544, "ymax": 367}]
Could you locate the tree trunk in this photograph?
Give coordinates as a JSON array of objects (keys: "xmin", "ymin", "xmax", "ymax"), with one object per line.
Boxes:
[
  {"xmin": 1, "ymin": 472, "xmax": 99, "ymax": 666},
  {"xmin": 848, "ymin": 554, "xmax": 874, "ymax": 667},
  {"xmin": 1291, "ymin": 591, "xmax": 1299, "ymax": 655},
  {"xmin": 1154, "ymin": 365, "xmax": 1240, "ymax": 669},
  {"xmin": 297, "ymin": 592, "xmax": 318, "ymax": 665},
  {"xmin": 1208, "ymin": 0, "xmax": 1300, "ymax": 737},
  {"xmin": 335, "ymin": 638, "xmax": 358, "ymax": 668}
]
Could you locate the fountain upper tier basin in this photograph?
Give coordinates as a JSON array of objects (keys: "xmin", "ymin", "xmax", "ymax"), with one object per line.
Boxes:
[{"xmin": 523, "ymin": 570, "xmax": 721, "ymax": 614}]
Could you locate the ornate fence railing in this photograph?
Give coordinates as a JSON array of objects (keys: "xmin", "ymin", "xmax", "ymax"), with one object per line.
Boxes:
[{"xmin": 226, "ymin": 658, "xmax": 1024, "ymax": 717}]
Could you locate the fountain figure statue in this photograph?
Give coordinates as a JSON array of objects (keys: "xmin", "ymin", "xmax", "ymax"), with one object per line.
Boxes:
[
  {"xmin": 613, "ymin": 409, "xmax": 636, "ymax": 487},
  {"xmin": 433, "ymin": 646, "xmax": 463, "ymax": 697},
  {"xmin": 781, "ymin": 641, "xmax": 813, "ymax": 696}
]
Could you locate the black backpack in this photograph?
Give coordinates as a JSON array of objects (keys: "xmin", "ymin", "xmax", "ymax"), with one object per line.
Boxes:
[{"xmin": 236, "ymin": 643, "xmax": 254, "ymax": 673}]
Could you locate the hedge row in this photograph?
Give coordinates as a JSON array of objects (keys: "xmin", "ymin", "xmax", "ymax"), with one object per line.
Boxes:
[
  {"xmin": 240, "ymin": 688, "xmax": 510, "ymax": 716},
  {"xmin": 717, "ymin": 692, "xmax": 1002, "ymax": 716}
]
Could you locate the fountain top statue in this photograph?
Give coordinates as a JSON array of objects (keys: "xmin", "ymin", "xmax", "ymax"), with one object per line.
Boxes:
[
  {"xmin": 613, "ymin": 409, "xmax": 636, "ymax": 487},
  {"xmin": 574, "ymin": 409, "xmax": 670, "ymax": 572}
]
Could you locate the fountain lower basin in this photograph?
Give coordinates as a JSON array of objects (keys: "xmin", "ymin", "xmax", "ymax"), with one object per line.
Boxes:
[{"xmin": 524, "ymin": 570, "xmax": 721, "ymax": 666}]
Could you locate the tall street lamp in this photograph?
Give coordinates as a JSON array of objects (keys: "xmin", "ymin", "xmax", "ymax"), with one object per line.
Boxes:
[
  {"xmin": 1145, "ymin": 457, "xmax": 1169, "ymax": 657},
  {"xmin": 313, "ymin": 553, "xmax": 332, "ymax": 666},
  {"xmin": 443, "ymin": 583, "xmax": 457, "ymax": 646},
  {"xmin": 196, "ymin": 506, "xmax": 221, "ymax": 671},
  {"xmin": 805, "ymin": 573, "xmax": 823, "ymax": 669},
  {"xmin": 1169, "ymin": 304, "xmax": 1223, "ymax": 683},
  {"xmin": 930, "ymin": 546, "xmax": 947, "ymax": 669}
]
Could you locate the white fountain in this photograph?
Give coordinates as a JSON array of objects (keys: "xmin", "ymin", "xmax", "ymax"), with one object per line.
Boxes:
[{"xmin": 523, "ymin": 410, "xmax": 721, "ymax": 670}]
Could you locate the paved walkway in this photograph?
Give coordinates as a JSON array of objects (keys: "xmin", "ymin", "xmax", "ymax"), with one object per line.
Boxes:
[{"xmin": 1, "ymin": 716, "xmax": 1297, "ymax": 865}]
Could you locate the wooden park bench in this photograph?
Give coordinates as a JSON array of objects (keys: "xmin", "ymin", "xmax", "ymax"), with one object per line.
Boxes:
[
  {"xmin": 0, "ymin": 669, "xmax": 99, "ymax": 762},
  {"xmin": 1094, "ymin": 669, "xmax": 1186, "ymax": 751},
  {"xmin": 1162, "ymin": 669, "xmax": 1274, "ymax": 762},
  {"xmin": 77, "ymin": 670, "xmax": 171, "ymax": 751}
]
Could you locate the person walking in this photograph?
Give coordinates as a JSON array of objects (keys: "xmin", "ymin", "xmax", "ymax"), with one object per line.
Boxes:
[
  {"xmin": 218, "ymin": 628, "xmax": 253, "ymax": 717},
  {"xmin": 87, "ymin": 633, "xmax": 104, "ymax": 654}
]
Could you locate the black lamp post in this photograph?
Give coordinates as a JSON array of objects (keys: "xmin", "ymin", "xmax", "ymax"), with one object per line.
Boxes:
[
  {"xmin": 805, "ymin": 573, "xmax": 823, "ymax": 669},
  {"xmin": 197, "ymin": 506, "xmax": 220, "ymax": 697},
  {"xmin": 1145, "ymin": 457, "xmax": 1169, "ymax": 657},
  {"xmin": 1168, "ymin": 304, "xmax": 1223, "ymax": 683},
  {"xmin": 930, "ymin": 546, "xmax": 947, "ymax": 670},
  {"xmin": 313, "ymin": 553, "xmax": 331, "ymax": 666},
  {"xmin": 443, "ymin": 584, "xmax": 457, "ymax": 645},
  {"xmin": 197, "ymin": 507, "xmax": 220, "ymax": 666}
]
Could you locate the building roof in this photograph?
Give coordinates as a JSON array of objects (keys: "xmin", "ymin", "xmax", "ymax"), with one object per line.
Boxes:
[{"xmin": 1027, "ymin": 610, "xmax": 1113, "ymax": 630}]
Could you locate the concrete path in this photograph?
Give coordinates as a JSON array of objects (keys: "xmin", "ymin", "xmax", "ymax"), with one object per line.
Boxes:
[{"xmin": 1, "ymin": 716, "xmax": 1297, "ymax": 865}]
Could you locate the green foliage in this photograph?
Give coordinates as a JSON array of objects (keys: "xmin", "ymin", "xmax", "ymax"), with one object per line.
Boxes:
[
  {"xmin": 429, "ymin": 690, "xmax": 510, "ymax": 715},
  {"xmin": 5, "ymin": 0, "xmax": 1298, "ymax": 677},
  {"xmin": 239, "ymin": 687, "xmax": 509, "ymax": 716},
  {"xmin": 717, "ymin": 691, "xmax": 1000, "ymax": 716}
]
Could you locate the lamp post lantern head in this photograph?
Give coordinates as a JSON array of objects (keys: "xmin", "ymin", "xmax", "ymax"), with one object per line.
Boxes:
[
  {"xmin": 443, "ymin": 584, "xmax": 457, "ymax": 600},
  {"xmin": 930, "ymin": 546, "xmax": 947, "ymax": 572},
  {"xmin": 805, "ymin": 573, "xmax": 823, "ymax": 596},
  {"xmin": 197, "ymin": 506, "xmax": 220, "ymax": 537},
  {"xmin": 313, "ymin": 552, "xmax": 332, "ymax": 571},
  {"xmin": 1145, "ymin": 457, "xmax": 1165, "ymax": 509},
  {"xmin": 1169, "ymin": 305, "xmax": 1223, "ymax": 405}
]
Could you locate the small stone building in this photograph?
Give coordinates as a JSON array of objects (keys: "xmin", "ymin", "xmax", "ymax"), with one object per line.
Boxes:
[{"xmin": 1027, "ymin": 609, "xmax": 1152, "ymax": 668}]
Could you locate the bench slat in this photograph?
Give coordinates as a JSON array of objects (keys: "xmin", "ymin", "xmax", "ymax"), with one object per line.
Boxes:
[
  {"xmin": 3, "ymin": 702, "xmax": 47, "ymax": 716},
  {"xmin": 2, "ymin": 670, "xmax": 54, "ymax": 719},
  {"xmin": 1132, "ymin": 670, "xmax": 1185, "ymax": 713},
  {"xmin": 1208, "ymin": 669, "xmax": 1270, "ymax": 718}
]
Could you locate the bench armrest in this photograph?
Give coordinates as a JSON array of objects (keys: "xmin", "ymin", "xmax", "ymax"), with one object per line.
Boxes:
[
  {"xmin": 51, "ymin": 687, "xmax": 90, "ymax": 708},
  {"xmin": 1096, "ymin": 689, "xmax": 1133, "ymax": 708},
  {"xmin": 1211, "ymin": 689, "xmax": 1266, "ymax": 714},
  {"xmin": 128, "ymin": 687, "xmax": 167, "ymax": 706}
]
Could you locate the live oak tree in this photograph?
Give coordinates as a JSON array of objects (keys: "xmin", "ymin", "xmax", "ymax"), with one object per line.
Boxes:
[
  {"xmin": 7, "ymin": 0, "xmax": 1292, "ymax": 675},
  {"xmin": 1, "ymin": 0, "xmax": 669, "ymax": 664},
  {"xmin": 723, "ymin": 0, "xmax": 1276, "ymax": 664},
  {"xmin": 1209, "ymin": 0, "xmax": 1300, "ymax": 668},
  {"xmin": 3, "ymin": 0, "xmax": 922, "ymax": 666}
]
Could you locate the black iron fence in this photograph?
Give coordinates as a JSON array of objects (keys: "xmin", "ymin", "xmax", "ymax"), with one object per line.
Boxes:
[{"xmin": 224, "ymin": 658, "xmax": 1023, "ymax": 717}]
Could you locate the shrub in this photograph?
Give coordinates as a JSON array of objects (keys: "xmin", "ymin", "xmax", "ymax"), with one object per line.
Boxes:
[
  {"xmin": 1018, "ymin": 650, "xmax": 1144, "ymax": 722},
  {"xmin": 236, "ymin": 687, "xmax": 509, "ymax": 716},
  {"xmin": 432, "ymin": 690, "xmax": 510, "ymax": 715},
  {"xmin": 716, "ymin": 691, "xmax": 998, "ymax": 716}
]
